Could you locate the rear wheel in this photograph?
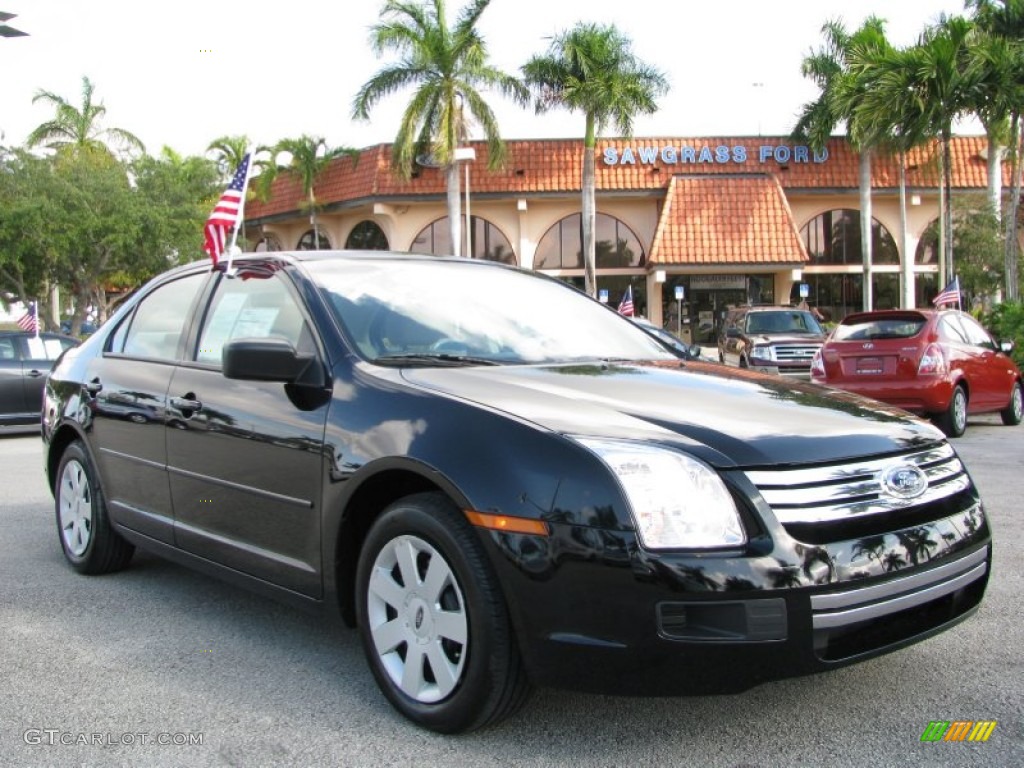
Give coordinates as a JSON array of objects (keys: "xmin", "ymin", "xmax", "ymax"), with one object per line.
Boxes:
[
  {"xmin": 1001, "ymin": 381, "xmax": 1023, "ymax": 426},
  {"xmin": 355, "ymin": 492, "xmax": 530, "ymax": 733},
  {"xmin": 55, "ymin": 441, "xmax": 134, "ymax": 574},
  {"xmin": 935, "ymin": 384, "xmax": 968, "ymax": 438}
]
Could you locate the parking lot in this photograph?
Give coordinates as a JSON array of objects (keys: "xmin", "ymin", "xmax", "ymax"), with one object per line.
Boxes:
[{"xmin": 1, "ymin": 419, "xmax": 1021, "ymax": 768}]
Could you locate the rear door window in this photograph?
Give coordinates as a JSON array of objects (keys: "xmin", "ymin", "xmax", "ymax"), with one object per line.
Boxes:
[{"xmin": 112, "ymin": 273, "xmax": 208, "ymax": 361}]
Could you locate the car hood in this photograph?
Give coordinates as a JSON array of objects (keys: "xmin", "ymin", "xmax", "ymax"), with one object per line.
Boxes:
[
  {"xmin": 748, "ymin": 332, "xmax": 824, "ymax": 344},
  {"xmin": 399, "ymin": 360, "xmax": 943, "ymax": 468}
]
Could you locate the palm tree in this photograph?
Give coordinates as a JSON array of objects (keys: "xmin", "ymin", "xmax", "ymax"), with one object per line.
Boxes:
[
  {"xmin": 353, "ymin": 0, "xmax": 527, "ymax": 258},
  {"xmin": 905, "ymin": 15, "xmax": 976, "ymax": 286},
  {"xmin": 271, "ymin": 135, "xmax": 359, "ymax": 249},
  {"xmin": 794, "ymin": 18, "xmax": 890, "ymax": 312},
  {"xmin": 967, "ymin": 0, "xmax": 1024, "ymax": 301},
  {"xmin": 523, "ymin": 24, "xmax": 667, "ymax": 298},
  {"xmin": 851, "ymin": 43, "xmax": 933, "ymax": 308},
  {"xmin": 26, "ymin": 76, "xmax": 144, "ymax": 158}
]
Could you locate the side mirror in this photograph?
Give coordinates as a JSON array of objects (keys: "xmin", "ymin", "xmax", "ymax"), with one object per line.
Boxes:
[
  {"xmin": 1000, "ymin": 340, "xmax": 1015, "ymax": 354},
  {"xmin": 223, "ymin": 337, "xmax": 314, "ymax": 383}
]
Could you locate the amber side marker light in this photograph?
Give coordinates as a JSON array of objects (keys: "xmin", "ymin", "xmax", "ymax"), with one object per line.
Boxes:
[{"xmin": 465, "ymin": 510, "xmax": 549, "ymax": 536}]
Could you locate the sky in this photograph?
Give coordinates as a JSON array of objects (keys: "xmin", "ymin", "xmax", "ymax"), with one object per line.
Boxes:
[{"xmin": 0, "ymin": 0, "xmax": 983, "ymax": 159}]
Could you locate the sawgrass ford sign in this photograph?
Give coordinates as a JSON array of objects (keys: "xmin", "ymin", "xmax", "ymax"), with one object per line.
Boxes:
[{"xmin": 601, "ymin": 143, "xmax": 829, "ymax": 166}]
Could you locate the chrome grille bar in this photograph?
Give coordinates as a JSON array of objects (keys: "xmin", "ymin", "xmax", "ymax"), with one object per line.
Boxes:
[{"xmin": 745, "ymin": 443, "xmax": 969, "ymax": 525}]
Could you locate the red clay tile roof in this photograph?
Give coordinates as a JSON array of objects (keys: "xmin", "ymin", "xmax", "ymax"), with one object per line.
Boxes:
[
  {"xmin": 649, "ymin": 174, "xmax": 808, "ymax": 266},
  {"xmin": 245, "ymin": 135, "xmax": 1000, "ymax": 222}
]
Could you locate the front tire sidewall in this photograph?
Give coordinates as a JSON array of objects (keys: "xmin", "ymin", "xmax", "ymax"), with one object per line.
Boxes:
[
  {"xmin": 55, "ymin": 441, "xmax": 132, "ymax": 574},
  {"xmin": 355, "ymin": 494, "xmax": 516, "ymax": 733}
]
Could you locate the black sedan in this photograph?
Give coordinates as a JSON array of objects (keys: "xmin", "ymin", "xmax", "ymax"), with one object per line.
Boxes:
[
  {"xmin": 42, "ymin": 252, "xmax": 991, "ymax": 733},
  {"xmin": 0, "ymin": 330, "xmax": 78, "ymax": 429}
]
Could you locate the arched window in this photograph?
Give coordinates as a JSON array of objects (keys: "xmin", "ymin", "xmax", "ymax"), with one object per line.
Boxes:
[
  {"xmin": 914, "ymin": 219, "xmax": 939, "ymax": 264},
  {"xmin": 534, "ymin": 213, "xmax": 646, "ymax": 270},
  {"xmin": 254, "ymin": 234, "xmax": 282, "ymax": 252},
  {"xmin": 345, "ymin": 220, "xmax": 389, "ymax": 250},
  {"xmin": 800, "ymin": 209, "xmax": 899, "ymax": 265},
  {"xmin": 410, "ymin": 216, "xmax": 516, "ymax": 263},
  {"xmin": 297, "ymin": 229, "xmax": 331, "ymax": 250}
]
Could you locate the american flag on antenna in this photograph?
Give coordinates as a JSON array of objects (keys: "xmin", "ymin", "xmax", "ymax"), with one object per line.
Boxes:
[
  {"xmin": 203, "ymin": 153, "xmax": 251, "ymax": 266},
  {"xmin": 617, "ymin": 285, "xmax": 635, "ymax": 317},
  {"xmin": 932, "ymin": 276, "xmax": 961, "ymax": 308},
  {"xmin": 16, "ymin": 301, "xmax": 39, "ymax": 334}
]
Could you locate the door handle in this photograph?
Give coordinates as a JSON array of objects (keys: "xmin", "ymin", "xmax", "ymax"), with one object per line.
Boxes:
[
  {"xmin": 27, "ymin": 369, "xmax": 44, "ymax": 378},
  {"xmin": 170, "ymin": 395, "xmax": 203, "ymax": 415},
  {"xmin": 85, "ymin": 377, "xmax": 103, "ymax": 395}
]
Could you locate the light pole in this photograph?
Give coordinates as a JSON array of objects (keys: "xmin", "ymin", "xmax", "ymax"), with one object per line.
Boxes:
[{"xmin": 752, "ymin": 82, "xmax": 764, "ymax": 136}]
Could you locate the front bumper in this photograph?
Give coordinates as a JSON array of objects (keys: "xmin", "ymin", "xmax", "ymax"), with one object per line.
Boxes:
[{"xmin": 483, "ymin": 505, "xmax": 990, "ymax": 695}]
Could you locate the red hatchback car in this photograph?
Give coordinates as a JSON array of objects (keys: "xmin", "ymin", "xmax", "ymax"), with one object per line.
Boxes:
[{"xmin": 811, "ymin": 309, "xmax": 1023, "ymax": 437}]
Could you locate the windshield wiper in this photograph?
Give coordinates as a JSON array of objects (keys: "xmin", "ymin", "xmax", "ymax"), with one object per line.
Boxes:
[{"xmin": 371, "ymin": 353, "xmax": 501, "ymax": 367}]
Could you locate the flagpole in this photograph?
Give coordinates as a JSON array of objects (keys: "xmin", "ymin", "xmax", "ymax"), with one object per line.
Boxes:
[{"xmin": 225, "ymin": 149, "xmax": 254, "ymax": 274}]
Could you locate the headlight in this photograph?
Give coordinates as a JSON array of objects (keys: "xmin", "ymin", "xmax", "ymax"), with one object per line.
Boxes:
[
  {"xmin": 750, "ymin": 345, "xmax": 775, "ymax": 362},
  {"xmin": 576, "ymin": 439, "xmax": 746, "ymax": 550}
]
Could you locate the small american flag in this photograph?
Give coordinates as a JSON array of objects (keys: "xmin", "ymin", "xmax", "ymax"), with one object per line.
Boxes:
[
  {"xmin": 203, "ymin": 154, "xmax": 251, "ymax": 266},
  {"xmin": 932, "ymin": 277, "xmax": 960, "ymax": 307},
  {"xmin": 16, "ymin": 301, "xmax": 39, "ymax": 334},
  {"xmin": 617, "ymin": 285, "xmax": 635, "ymax": 317}
]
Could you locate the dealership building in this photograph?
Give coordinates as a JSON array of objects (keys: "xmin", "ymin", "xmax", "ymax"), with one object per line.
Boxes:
[{"xmin": 245, "ymin": 135, "xmax": 1015, "ymax": 346}]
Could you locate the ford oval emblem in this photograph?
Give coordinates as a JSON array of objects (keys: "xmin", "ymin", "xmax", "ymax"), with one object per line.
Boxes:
[{"xmin": 881, "ymin": 463, "xmax": 928, "ymax": 500}]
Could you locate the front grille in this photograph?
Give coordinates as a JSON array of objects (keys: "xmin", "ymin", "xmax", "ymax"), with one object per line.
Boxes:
[
  {"xmin": 745, "ymin": 443, "xmax": 969, "ymax": 530},
  {"xmin": 774, "ymin": 344, "xmax": 820, "ymax": 362}
]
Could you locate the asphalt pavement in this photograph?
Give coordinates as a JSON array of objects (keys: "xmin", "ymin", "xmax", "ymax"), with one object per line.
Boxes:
[{"xmin": 1, "ymin": 417, "xmax": 1021, "ymax": 768}]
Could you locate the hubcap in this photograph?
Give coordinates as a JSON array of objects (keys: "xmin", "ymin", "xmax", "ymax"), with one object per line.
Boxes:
[
  {"xmin": 366, "ymin": 535, "xmax": 468, "ymax": 703},
  {"xmin": 59, "ymin": 459, "xmax": 93, "ymax": 557},
  {"xmin": 1013, "ymin": 386, "xmax": 1023, "ymax": 421}
]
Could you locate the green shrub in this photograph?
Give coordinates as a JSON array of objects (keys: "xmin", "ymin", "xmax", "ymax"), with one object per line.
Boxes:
[{"xmin": 983, "ymin": 301, "xmax": 1024, "ymax": 368}]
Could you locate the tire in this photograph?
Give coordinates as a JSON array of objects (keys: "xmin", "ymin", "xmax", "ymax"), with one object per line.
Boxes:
[
  {"xmin": 934, "ymin": 384, "xmax": 968, "ymax": 438},
  {"xmin": 55, "ymin": 441, "xmax": 134, "ymax": 574},
  {"xmin": 355, "ymin": 492, "xmax": 530, "ymax": 733},
  {"xmin": 1001, "ymin": 381, "xmax": 1023, "ymax": 426}
]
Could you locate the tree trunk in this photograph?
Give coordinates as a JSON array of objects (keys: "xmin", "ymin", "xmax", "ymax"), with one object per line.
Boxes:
[
  {"xmin": 942, "ymin": 127, "xmax": 955, "ymax": 285},
  {"xmin": 986, "ymin": 139, "xmax": 1005, "ymax": 222},
  {"xmin": 582, "ymin": 113, "xmax": 597, "ymax": 298},
  {"xmin": 899, "ymin": 151, "xmax": 913, "ymax": 309},
  {"xmin": 1005, "ymin": 112, "xmax": 1022, "ymax": 301},
  {"xmin": 447, "ymin": 162, "xmax": 462, "ymax": 258},
  {"xmin": 859, "ymin": 149, "xmax": 873, "ymax": 311}
]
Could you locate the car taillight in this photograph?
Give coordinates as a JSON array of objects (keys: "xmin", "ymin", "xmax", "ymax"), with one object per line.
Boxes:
[
  {"xmin": 810, "ymin": 349, "xmax": 825, "ymax": 379},
  {"xmin": 917, "ymin": 343, "xmax": 948, "ymax": 376}
]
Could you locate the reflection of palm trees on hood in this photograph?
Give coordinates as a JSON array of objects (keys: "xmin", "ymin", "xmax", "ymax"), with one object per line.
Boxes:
[
  {"xmin": 852, "ymin": 535, "xmax": 888, "ymax": 567},
  {"xmin": 896, "ymin": 527, "xmax": 939, "ymax": 566},
  {"xmin": 882, "ymin": 550, "xmax": 908, "ymax": 572}
]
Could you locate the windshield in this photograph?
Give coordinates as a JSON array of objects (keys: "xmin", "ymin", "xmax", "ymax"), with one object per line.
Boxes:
[
  {"xmin": 833, "ymin": 314, "xmax": 927, "ymax": 341},
  {"xmin": 306, "ymin": 258, "xmax": 675, "ymax": 365},
  {"xmin": 745, "ymin": 310, "xmax": 823, "ymax": 335}
]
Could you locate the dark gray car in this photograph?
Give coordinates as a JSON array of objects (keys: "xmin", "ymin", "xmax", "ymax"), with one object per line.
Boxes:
[{"xmin": 0, "ymin": 331, "xmax": 78, "ymax": 429}]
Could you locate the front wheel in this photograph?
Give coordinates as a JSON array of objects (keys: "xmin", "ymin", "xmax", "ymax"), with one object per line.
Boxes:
[
  {"xmin": 1001, "ymin": 381, "xmax": 1023, "ymax": 426},
  {"xmin": 355, "ymin": 492, "xmax": 530, "ymax": 733},
  {"xmin": 934, "ymin": 384, "xmax": 968, "ymax": 438},
  {"xmin": 55, "ymin": 441, "xmax": 134, "ymax": 574}
]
